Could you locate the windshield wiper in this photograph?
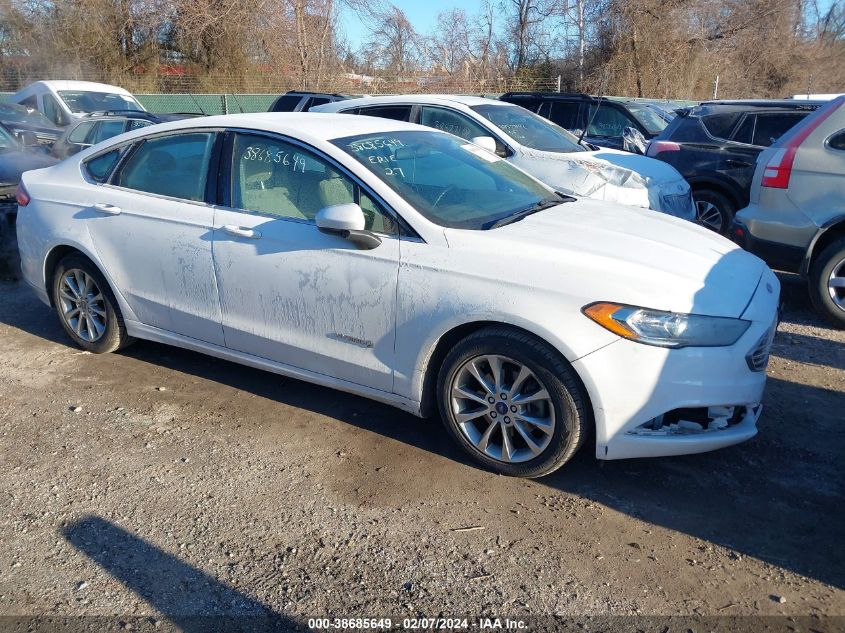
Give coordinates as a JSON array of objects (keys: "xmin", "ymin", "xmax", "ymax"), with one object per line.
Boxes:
[{"xmin": 485, "ymin": 194, "xmax": 574, "ymax": 230}]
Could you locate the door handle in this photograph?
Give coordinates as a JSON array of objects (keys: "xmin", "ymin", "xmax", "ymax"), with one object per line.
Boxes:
[
  {"xmin": 93, "ymin": 203, "xmax": 121, "ymax": 215},
  {"xmin": 223, "ymin": 225, "xmax": 262, "ymax": 239}
]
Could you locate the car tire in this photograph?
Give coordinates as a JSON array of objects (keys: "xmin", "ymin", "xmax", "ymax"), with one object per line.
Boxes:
[
  {"xmin": 808, "ymin": 237, "xmax": 845, "ymax": 329},
  {"xmin": 51, "ymin": 253, "xmax": 134, "ymax": 353},
  {"xmin": 437, "ymin": 326, "xmax": 588, "ymax": 478},
  {"xmin": 693, "ymin": 189, "xmax": 735, "ymax": 235}
]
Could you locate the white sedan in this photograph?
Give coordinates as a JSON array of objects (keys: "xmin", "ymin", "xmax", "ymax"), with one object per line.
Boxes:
[
  {"xmin": 313, "ymin": 95, "xmax": 695, "ymax": 220},
  {"xmin": 15, "ymin": 113, "xmax": 779, "ymax": 477}
]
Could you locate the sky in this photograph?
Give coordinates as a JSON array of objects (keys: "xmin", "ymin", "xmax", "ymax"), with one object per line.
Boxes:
[{"xmin": 341, "ymin": 0, "xmax": 488, "ymax": 49}]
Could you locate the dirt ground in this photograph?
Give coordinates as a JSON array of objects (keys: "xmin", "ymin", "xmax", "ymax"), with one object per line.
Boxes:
[{"xmin": 0, "ymin": 272, "xmax": 843, "ymax": 632}]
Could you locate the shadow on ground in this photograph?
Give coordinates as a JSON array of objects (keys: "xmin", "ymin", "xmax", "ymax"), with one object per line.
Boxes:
[{"xmin": 3, "ymin": 280, "xmax": 843, "ymax": 592}]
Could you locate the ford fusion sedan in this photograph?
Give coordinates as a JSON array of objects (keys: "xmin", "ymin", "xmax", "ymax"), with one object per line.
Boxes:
[
  {"xmin": 312, "ymin": 95, "xmax": 695, "ymax": 221},
  {"xmin": 16, "ymin": 114, "xmax": 778, "ymax": 477}
]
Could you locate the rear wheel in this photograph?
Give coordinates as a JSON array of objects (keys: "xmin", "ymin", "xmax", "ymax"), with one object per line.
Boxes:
[
  {"xmin": 51, "ymin": 253, "xmax": 133, "ymax": 353},
  {"xmin": 693, "ymin": 189, "xmax": 734, "ymax": 234},
  {"xmin": 437, "ymin": 327, "xmax": 587, "ymax": 478},
  {"xmin": 809, "ymin": 237, "xmax": 845, "ymax": 328}
]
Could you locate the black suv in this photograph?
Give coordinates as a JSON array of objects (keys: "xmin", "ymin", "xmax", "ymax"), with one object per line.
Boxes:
[
  {"xmin": 268, "ymin": 91, "xmax": 355, "ymax": 113},
  {"xmin": 646, "ymin": 100, "xmax": 824, "ymax": 234},
  {"xmin": 499, "ymin": 92, "xmax": 671, "ymax": 151}
]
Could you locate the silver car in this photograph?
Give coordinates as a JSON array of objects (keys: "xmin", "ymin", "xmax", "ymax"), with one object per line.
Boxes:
[{"xmin": 732, "ymin": 96, "xmax": 845, "ymax": 327}]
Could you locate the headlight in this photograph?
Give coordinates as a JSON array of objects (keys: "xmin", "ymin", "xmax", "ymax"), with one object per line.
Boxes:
[{"xmin": 583, "ymin": 302, "xmax": 750, "ymax": 348}]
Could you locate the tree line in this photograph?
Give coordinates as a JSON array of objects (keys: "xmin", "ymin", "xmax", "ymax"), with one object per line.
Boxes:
[{"xmin": 0, "ymin": 0, "xmax": 843, "ymax": 98}]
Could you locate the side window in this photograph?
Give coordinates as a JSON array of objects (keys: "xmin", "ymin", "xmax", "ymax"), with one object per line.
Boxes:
[
  {"xmin": 116, "ymin": 132, "xmax": 215, "ymax": 201},
  {"xmin": 828, "ymin": 130, "xmax": 845, "ymax": 150},
  {"xmin": 752, "ymin": 113, "xmax": 805, "ymax": 147},
  {"xmin": 84, "ymin": 149, "xmax": 123, "ymax": 183},
  {"xmin": 68, "ymin": 121, "xmax": 96, "ymax": 144},
  {"xmin": 546, "ymin": 101, "xmax": 582, "ymax": 130},
  {"xmin": 419, "ymin": 106, "xmax": 490, "ymax": 141},
  {"xmin": 701, "ymin": 112, "xmax": 741, "ymax": 140},
  {"xmin": 731, "ymin": 115, "xmax": 755, "ymax": 145},
  {"xmin": 42, "ymin": 94, "xmax": 64, "ymax": 126},
  {"xmin": 586, "ymin": 104, "xmax": 632, "ymax": 137},
  {"xmin": 506, "ymin": 97, "xmax": 541, "ymax": 112},
  {"xmin": 359, "ymin": 105, "xmax": 413, "ymax": 122},
  {"xmin": 91, "ymin": 120, "xmax": 128, "ymax": 144},
  {"xmin": 230, "ymin": 133, "xmax": 396, "ymax": 233},
  {"xmin": 309, "ymin": 97, "xmax": 331, "ymax": 108},
  {"xmin": 127, "ymin": 119, "xmax": 152, "ymax": 131}
]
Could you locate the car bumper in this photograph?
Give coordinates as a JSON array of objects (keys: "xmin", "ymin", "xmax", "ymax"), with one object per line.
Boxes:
[
  {"xmin": 573, "ymin": 268, "xmax": 780, "ymax": 460},
  {"xmin": 730, "ymin": 218, "xmax": 805, "ymax": 273}
]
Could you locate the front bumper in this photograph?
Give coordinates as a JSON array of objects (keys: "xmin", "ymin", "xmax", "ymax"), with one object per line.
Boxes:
[{"xmin": 573, "ymin": 267, "xmax": 780, "ymax": 460}]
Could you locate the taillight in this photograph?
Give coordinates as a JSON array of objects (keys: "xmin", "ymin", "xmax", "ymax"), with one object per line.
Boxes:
[
  {"xmin": 761, "ymin": 98, "xmax": 843, "ymax": 189},
  {"xmin": 15, "ymin": 183, "xmax": 30, "ymax": 207},
  {"xmin": 646, "ymin": 140, "xmax": 680, "ymax": 158}
]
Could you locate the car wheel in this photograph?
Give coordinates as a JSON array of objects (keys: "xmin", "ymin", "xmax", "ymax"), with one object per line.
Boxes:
[
  {"xmin": 437, "ymin": 326, "xmax": 588, "ymax": 477},
  {"xmin": 51, "ymin": 253, "xmax": 133, "ymax": 353},
  {"xmin": 693, "ymin": 189, "xmax": 734, "ymax": 234},
  {"xmin": 809, "ymin": 237, "xmax": 845, "ymax": 329}
]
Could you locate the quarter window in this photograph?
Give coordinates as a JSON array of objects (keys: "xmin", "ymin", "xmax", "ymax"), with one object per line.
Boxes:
[
  {"xmin": 68, "ymin": 121, "xmax": 96, "ymax": 144},
  {"xmin": 84, "ymin": 149, "xmax": 122, "ymax": 183},
  {"xmin": 230, "ymin": 133, "xmax": 396, "ymax": 233},
  {"xmin": 419, "ymin": 106, "xmax": 489, "ymax": 141},
  {"xmin": 116, "ymin": 132, "xmax": 215, "ymax": 201}
]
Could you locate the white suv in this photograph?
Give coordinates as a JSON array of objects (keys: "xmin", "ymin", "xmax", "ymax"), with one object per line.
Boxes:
[
  {"xmin": 11, "ymin": 81, "xmax": 146, "ymax": 128},
  {"xmin": 313, "ymin": 95, "xmax": 695, "ymax": 220}
]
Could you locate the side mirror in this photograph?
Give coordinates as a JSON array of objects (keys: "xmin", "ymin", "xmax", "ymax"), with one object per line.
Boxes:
[
  {"xmin": 316, "ymin": 203, "xmax": 381, "ymax": 250},
  {"xmin": 470, "ymin": 136, "xmax": 498, "ymax": 154}
]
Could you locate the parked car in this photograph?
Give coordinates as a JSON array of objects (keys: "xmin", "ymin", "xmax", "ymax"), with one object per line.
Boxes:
[
  {"xmin": 11, "ymin": 81, "xmax": 146, "ymax": 127},
  {"xmin": 51, "ymin": 111, "xmax": 192, "ymax": 159},
  {"xmin": 16, "ymin": 113, "xmax": 779, "ymax": 476},
  {"xmin": 268, "ymin": 91, "xmax": 356, "ymax": 113},
  {"xmin": 312, "ymin": 95, "xmax": 694, "ymax": 220},
  {"xmin": 732, "ymin": 96, "xmax": 845, "ymax": 327},
  {"xmin": 499, "ymin": 92, "xmax": 671, "ymax": 151},
  {"xmin": 646, "ymin": 100, "xmax": 825, "ymax": 234},
  {"xmin": 0, "ymin": 102, "xmax": 62, "ymax": 147},
  {"xmin": 0, "ymin": 123, "xmax": 57, "ymax": 200}
]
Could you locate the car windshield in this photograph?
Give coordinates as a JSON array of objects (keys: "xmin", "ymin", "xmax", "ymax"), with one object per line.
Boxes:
[
  {"xmin": 470, "ymin": 104, "xmax": 585, "ymax": 153},
  {"xmin": 0, "ymin": 103, "xmax": 55, "ymax": 127},
  {"xmin": 333, "ymin": 130, "xmax": 563, "ymax": 230},
  {"xmin": 58, "ymin": 91, "xmax": 144, "ymax": 113},
  {"xmin": 625, "ymin": 103, "xmax": 670, "ymax": 134}
]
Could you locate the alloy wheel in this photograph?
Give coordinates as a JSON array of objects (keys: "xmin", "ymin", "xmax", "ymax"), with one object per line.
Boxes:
[
  {"xmin": 58, "ymin": 269, "xmax": 107, "ymax": 342},
  {"xmin": 449, "ymin": 354, "xmax": 556, "ymax": 464},
  {"xmin": 695, "ymin": 200, "xmax": 723, "ymax": 233},
  {"xmin": 828, "ymin": 256, "xmax": 845, "ymax": 312}
]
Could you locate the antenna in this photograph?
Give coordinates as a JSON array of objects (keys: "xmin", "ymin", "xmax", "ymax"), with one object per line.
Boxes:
[
  {"xmin": 578, "ymin": 69, "xmax": 609, "ymax": 145},
  {"xmin": 187, "ymin": 93, "xmax": 207, "ymax": 116},
  {"xmin": 229, "ymin": 93, "xmax": 246, "ymax": 114}
]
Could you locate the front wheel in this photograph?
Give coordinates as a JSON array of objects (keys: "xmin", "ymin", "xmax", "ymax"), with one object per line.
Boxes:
[
  {"xmin": 809, "ymin": 237, "xmax": 845, "ymax": 328},
  {"xmin": 693, "ymin": 189, "xmax": 734, "ymax": 234},
  {"xmin": 437, "ymin": 327, "xmax": 588, "ymax": 477},
  {"xmin": 51, "ymin": 253, "xmax": 134, "ymax": 353}
]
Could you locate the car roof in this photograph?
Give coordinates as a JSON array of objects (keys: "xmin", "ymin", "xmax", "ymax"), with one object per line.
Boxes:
[
  {"xmin": 314, "ymin": 94, "xmax": 503, "ymax": 110},
  {"xmin": 21, "ymin": 80, "xmax": 136, "ymax": 95},
  {"xmin": 96, "ymin": 112, "xmax": 432, "ymax": 143},
  {"xmin": 701, "ymin": 99, "xmax": 827, "ymax": 108}
]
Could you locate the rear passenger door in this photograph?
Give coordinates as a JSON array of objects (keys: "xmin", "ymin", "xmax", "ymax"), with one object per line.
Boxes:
[
  {"xmin": 84, "ymin": 130, "xmax": 225, "ymax": 345},
  {"xmin": 210, "ymin": 131, "xmax": 401, "ymax": 392}
]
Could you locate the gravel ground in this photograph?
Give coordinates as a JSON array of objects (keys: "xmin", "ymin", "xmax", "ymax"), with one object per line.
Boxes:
[{"xmin": 0, "ymin": 273, "xmax": 843, "ymax": 632}]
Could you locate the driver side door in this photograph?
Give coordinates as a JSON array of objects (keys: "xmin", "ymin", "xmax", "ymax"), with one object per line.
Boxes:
[{"xmin": 211, "ymin": 131, "xmax": 401, "ymax": 392}]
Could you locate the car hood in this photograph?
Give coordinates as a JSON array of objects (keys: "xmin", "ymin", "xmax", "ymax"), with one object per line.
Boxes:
[
  {"xmin": 512, "ymin": 146, "xmax": 688, "ymax": 210},
  {"xmin": 444, "ymin": 198, "xmax": 765, "ymax": 318},
  {"xmin": 0, "ymin": 149, "xmax": 59, "ymax": 185}
]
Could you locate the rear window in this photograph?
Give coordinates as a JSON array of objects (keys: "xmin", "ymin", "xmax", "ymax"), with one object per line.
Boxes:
[
  {"xmin": 270, "ymin": 94, "xmax": 303, "ymax": 112},
  {"xmin": 701, "ymin": 112, "xmax": 742, "ymax": 139}
]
